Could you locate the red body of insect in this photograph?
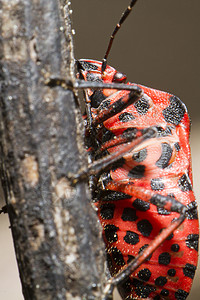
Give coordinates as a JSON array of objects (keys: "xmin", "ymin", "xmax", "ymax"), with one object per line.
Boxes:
[{"xmin": 77, "ymin": 59, "xmax": 199, "ymax": 299}]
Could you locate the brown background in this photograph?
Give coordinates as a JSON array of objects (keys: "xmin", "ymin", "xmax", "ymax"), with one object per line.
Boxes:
[
  {"xmin": 0, "ymin": 1, "xmax": 199, "ymax": 299},
  {"xmin": 73, "ymin": 0, "xmax": 200, "ymax": 123}
]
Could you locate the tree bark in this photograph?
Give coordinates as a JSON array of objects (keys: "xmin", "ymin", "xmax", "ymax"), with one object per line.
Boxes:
[{"xmin": 0, "ymin": 0, "xmax": 106, "ymax": 299}]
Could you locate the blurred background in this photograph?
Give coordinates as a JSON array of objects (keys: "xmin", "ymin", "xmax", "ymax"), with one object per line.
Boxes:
[{"xmin": 0, "ymin": 0, "xmax": 199, "ymax": 299}]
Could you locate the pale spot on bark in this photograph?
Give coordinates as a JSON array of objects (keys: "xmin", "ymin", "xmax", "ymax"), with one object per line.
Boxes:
[{"xmin": 21, "ymin": 155, "xmax": 39, "ymax": 186}]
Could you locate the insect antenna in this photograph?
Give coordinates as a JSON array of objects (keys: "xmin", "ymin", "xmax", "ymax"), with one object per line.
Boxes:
[{"xmin": 101, "ymin": 0, "xmax": 138, "ymax": 73}]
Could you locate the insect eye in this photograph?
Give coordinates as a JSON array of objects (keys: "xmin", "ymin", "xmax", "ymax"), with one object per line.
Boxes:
[{"xmin": 113, "ymin": 72, "xmax": 127, "ymax": 83}]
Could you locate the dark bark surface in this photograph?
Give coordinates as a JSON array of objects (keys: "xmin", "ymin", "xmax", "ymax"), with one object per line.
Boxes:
[{"xmin": 0, "ymin": 0, "xmax": 106, "ymax": 299}]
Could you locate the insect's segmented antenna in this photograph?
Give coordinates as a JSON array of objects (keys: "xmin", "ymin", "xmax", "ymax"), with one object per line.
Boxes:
[{"xmin": 101, "ymin": 0, "xmax": 138, "ymax": 73}]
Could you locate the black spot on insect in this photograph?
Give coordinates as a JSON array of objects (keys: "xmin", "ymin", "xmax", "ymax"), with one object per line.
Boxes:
[
  {"xmin": 132, "ymin": 148, "xmax": 147, "ymax": 162},
  {"xmin": 119, "ymin": 278, "xmax": 132, "ymax": 294},
  {"xmin": 104, "ymin": 224, "xmax": 119, "ymax": 243},
  {"xmin": 110, "ymin": 247, "xmax": 125, "ymax": 266},
  {"xmin": 134, "ymin": 280, "xmax": 155, "ymax": 298},
  {"xmin": 132, "ymin": 198, "xmax": 150, "ymax": 211},
  {"xmin": 167, "ymin": 268, "xmax": 176, "ymax": 277},
  {"xmin": 138, "ymin": 244, "xmax": 152, "ymax": 261},
  {"xmin": 175, "ymin": 289, "xmax": 189, "ymax": 300},
  {"xmin": 158, "ymin": 252, "xmax": 171, "ymax": 265},
  {"xmin": 156, "ymin": 143, "xmax": 173, "ymax": 169},
  {"xmin": 121, "ymin": 207, "xmax": 138, "ymax": 222},
  {"xmin": 127, "ymin": 255, "xmax": 135, "ymax": 263},
  {"xmin": 183, "ymin": 263, "xmax": 196, "ymax": 279},
  {"xmin": 100, "ymin": 203, "xmax": 115, "ymax": 220},
  {"xmin": 90, "ymin": 90, "xmax": 107, "ymax": 108},
  {"xmin": 119, "ymin": 112, "xmax": 135, "ymax": 122},
  {"xmin": 171, "ymin": 244, "xmax": 180, "ymax": 252},
  {"xmin": 151, "ymin": 178, "xmax": 165, "ymax": 191},
  {"xmin": 186, "ymin": 234, "xmax": 199, "ymax": 251},
  {"xmin": 111, "ymin": 157, "xmax": 126, "ymax": 171},
  {"xmin": 160, "ymin": 289, "xmax": 169, "ymax": 297},
  {"xmin": 186, "ymin": 201, "xmax": 198, "ymax": 220},
  {"xmin": 138, "ymin": 268, "xmax": 152, "ymax": 282},
  {"xmin": 178, "ymin": 174, "xmax": 192, "ymax": 192},
  {"xmin": 128, "ymin": 165, "xmax": 145, "ymax": 178},
  {"xmin": 77, "ymin": 60, "xmax": 99, "ymax": 71},
  {"xmin": 155, "ymin": 276, "xmax": 167, "ymax": 287},
  {"xmin": 100, "ymin": 190, "xmax": 132, "ymax": 202},
  {"xmin": 124, "ymin": 231, "xmax": 139, "ymax": 245},
  {"xmin": 136, "ymin": 285, "xmax": 154, "ymax": 298},
  {"xmin": 174, "ymin": 142, "xmax": 181, "ymax": 151},
  {"xmin": 137, "ymin": 219, "xmax": 153, "ymax": 237},
  {"xmin": 162, "ymin": 96, "xmax": 186, "ymax": 125},
  {"xmin": 134, "ymin": 95, "xmax": 150, "ymax": 115}
]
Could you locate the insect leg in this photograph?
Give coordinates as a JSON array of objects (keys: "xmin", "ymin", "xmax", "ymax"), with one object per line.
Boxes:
[
  {"xmin": 45, "ymin": 77, "xmax": 143, "ymax": 94},
  {"xmin": 83, "ymin": 83, "xmax": 143, "ymax": 152},
  {"xmin": 74, "ymin": 79, "xmax": 142, "ymax": 94},
  {"xmin": 91, "ymin": 90, "xmax": 142, "ymax": 127},
  {"xmin": 102, "ymin": 212, "xmax": 186, "ymax": 300},
  {"xmin": 70, "ymin": 127, "xmax": 156, "ymax": 183},
  {"xmin": 101, "ymin": 188, "xmax": 187, "ymax": 300}
]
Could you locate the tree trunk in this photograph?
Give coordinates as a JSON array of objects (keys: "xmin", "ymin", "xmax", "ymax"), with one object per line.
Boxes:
[{"xmin": 0, "ymin": 0, "xmax": 106, "ymax": 299}]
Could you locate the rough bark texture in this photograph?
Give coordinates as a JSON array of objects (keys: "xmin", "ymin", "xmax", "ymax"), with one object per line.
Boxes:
[{"xmin": 0, "ymin": 0, "xmax": 106, "ymax": 299}]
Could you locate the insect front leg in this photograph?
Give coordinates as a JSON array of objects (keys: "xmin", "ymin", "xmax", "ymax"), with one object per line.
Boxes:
[{"xmin": 45, "ymin": 77, "xmax": 143, "ymax": 94}]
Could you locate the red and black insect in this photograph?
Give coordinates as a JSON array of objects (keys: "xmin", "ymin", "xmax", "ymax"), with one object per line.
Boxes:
[{"xmin": 76, "ymin": 1, "xmax": 199, "ymax": 299}]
